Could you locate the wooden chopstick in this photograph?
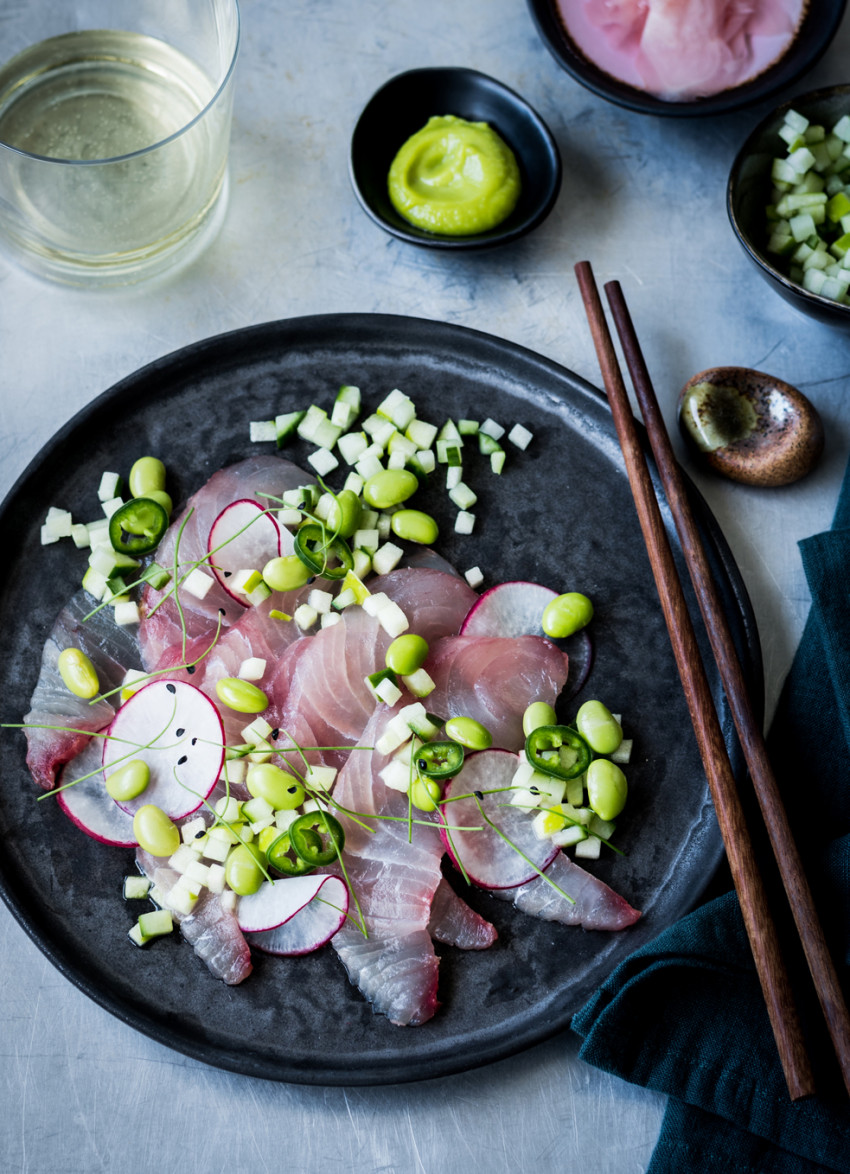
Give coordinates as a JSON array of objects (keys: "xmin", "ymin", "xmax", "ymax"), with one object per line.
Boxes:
[
  {"xmin": 574, "ymin": 260, "xmax": 815, "ymax": 1101},
  {"xmin": 602, "ymin": 277, "xmax": 850, "ymax": 1097}
]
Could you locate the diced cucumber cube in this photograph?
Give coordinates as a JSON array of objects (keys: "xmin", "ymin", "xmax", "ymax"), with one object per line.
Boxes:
[
  {"xmin": 294, "ymin": 603, "xmax": 318, "ymax": 629},
  {"xmin": 405, "ymin": 418, "xmax": 438, "ymax": 449},
  {"xmin": 297, "ymin": 404, "xmax": 329, "ymax": 442},
  {"xmin": 275, "ymin": 410, "xmax": 305, "ymax": 446},
  {"xmin": 464, "ymin": 565, "xmax": 483, "ymax": 588},
  {"xmin": 250, "ymin": 420, "xmax": 277, "ymax": 443},
  {"xmin": 97, "ymin": 471, "xmax": 122, "ymax": 502},
  {"xmin": 307, "ymin": 448, "xmax": 339, "ymax": 476},
  {"xmin": 123, "ymin": 876, "xmax": 152, "ymax": 900},
  {"xmin": 455, "ymin": 510, "xmax": 476, "ymax": 534}
]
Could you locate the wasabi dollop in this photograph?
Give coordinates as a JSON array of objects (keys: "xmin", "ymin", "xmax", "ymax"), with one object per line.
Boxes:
[{"xmin": 388, "ymin": 114, "xmax": 521, "ymax": 236}]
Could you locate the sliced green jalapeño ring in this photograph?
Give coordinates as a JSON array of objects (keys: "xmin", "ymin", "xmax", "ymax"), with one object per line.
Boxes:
[
  {"xmin": 525, "ymin": 724, "xmax": 593, "ymax": 781},
  {"xmin": 288, "ymin": 811, "xmax": 346, "ymax": 866},
  {"xmin": 108, "ymin": 497, "xmax": 169, "ymax": 555},
  {"xmin": 292, "ymin": 522, "xmax": 354, "ymax": 580},
  {"xmin": 416, "ymin": 740, "xmax": 464, "ymax": 780}
]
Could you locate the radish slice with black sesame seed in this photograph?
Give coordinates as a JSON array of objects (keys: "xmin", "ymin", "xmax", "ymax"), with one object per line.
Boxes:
[
  {"xmin": 459, "ymin": 580, "xmax": 593, "ymax": 701},
  {"xmin": 438, "ymin": 749, "xmax": 558, "ymax": 889},
  {"xmin": 103, "ymin": 680, "xmax": 224, "ymax": 820},
  {"xmin": 207, "ymin": 499, "xmax": 286, "ymax": 603},
  {"xmin": 239, "ymin": 874, "xmax": 349, "ymax": 954},
  {"xmin": 57, "ymin": 735, "xmax": 138, "ymax": 846}
]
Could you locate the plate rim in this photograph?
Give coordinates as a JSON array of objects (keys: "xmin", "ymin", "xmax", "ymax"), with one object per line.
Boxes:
[{"xmin": 0, "ymin": 311, "xmax": 762, "ymax": 1084}]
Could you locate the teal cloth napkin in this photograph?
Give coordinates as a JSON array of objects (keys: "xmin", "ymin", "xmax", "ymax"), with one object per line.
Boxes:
[{"xmin": 572, "ymin": 462, "xmax": 850, "ymax": 1174}]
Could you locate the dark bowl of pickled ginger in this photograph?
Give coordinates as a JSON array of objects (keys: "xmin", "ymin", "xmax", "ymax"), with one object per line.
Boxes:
[{"xmin": 526, "ymin": 0, "xmax": 846, "ymax": 117}]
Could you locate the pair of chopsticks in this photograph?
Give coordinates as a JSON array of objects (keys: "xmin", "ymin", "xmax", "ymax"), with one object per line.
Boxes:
[{"xmin": 575, "ymin": 260, "xmax": 850, "ymax": 1102}]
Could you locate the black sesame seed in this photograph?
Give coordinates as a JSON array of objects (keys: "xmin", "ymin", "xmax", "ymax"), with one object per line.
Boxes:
[
  {"xmin": 223, "ymin": 570, "xmax": 232, "ymax": 578},
  {"xmin": 178, "ymin": 755, "xmax": 188, "ymax": 765},
  {"xmin": 474, "ymin": 790, "xmax": 484, "ymax": 801},
  {"xmin": 166, "ymin": 683, "xmax": 176, "ymax": 694},
  {"xmin": 186, "ymin": 665, "xmax": 196, "ymax": 675},
  {"xmin": 271, "ymin": 729, "xmax": 280, "ymax": 740},
  {"xmin": 191, "ymin": 737, "xmax": 197, "ymax": 746},
  {"xmin": 218, "ymin": 607, "xmax": 226, "ymax": 616},
  {"xmin": 176, "ymin": 727, "xmax": 185, "ymax": 737}
]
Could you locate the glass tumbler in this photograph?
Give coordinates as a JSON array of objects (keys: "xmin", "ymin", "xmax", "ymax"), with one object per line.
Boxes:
[{"xmin": 0, "ymin": 0, "xmax": 240, "ymax": 285}]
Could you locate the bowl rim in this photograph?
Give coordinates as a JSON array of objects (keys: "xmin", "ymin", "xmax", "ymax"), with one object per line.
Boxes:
[
  {"xmin": 727, "ymin": 82, "xmax": 850, "ymax": 316},
  {"xmin": 525, "ymin": 0, "xmax": 848, "ymax": 118},
  {"xmin": 348, "ymin": 65, "xmax": 563, "ymax": 250}
]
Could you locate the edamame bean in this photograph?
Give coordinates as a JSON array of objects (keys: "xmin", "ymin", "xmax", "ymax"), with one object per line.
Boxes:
[
  {"xmin": 586, "ymin": 759, "xmax": 627, "ymax": 821},
  {"xmin": 390, "ymin": 509, "xmax": 439, "ymax": 546},
  {"xmin": 57, "ymin": 647, "xmax": 100, "ymax": 699},
  {"xmin": 224, "ymin": 843, "xmax": 265, "ymax": 895},
  {"xmin": 444, "ymin": 715, "xmax": 492, "ymax": 751},
  {"xmin": 576, "ymin": 700, "xmax": 622, "ymax": 755},
  {"xmin": 246, "ymin": 763, "xmax": 305, "ymax": 809},
  {"xmin": 411, "ymin": 777, "xmax": 441, "ymax": 812},
  {"xmin": 144, "ymin": 489, "xmax": 173, "ymax": 518},
  {"xmin": 263, "ymin": 554, "xmax": 311, "ymax": 592},
  {"xmin": 105, "ymin": 759, "xmax": 150, "ymax": 802},
  {"xmin": 522, "ymin": 701, "xmax": 558, "ymax": 737},
  {"xmin": 133, "ymin": 804, "xmax": 180, "ymax": 857},
  {"xmin": 215, "ymin": 677, "xmax": 269, "ymax": 713},
  {"xmin": 542, "ymin": 592, "xmax": 594, "ymax": 638},
  {"xmin": 362, "ymin": 469, "xmax": 418, "ymax": 509},
  {"xmin": 327, "ymin": 489, "xmax": 362, "ymax": 539},
  {"xmin": 128, "ymin": 456, "xmax": 167, "ymax": 498},
  {"xmin": 386, "ymin": 633, "xmax": 429, "ymax": 676}
]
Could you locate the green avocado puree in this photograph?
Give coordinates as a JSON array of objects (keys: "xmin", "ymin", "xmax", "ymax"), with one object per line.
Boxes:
[{"xmin": 388, "ymin": 114, "xmax": 521, "ymax": 236}]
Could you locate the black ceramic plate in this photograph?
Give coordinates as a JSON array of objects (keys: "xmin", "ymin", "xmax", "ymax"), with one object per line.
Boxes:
[{"xmin": 0, "ymin": 314, "xmax": 760, "ymax": 1086}]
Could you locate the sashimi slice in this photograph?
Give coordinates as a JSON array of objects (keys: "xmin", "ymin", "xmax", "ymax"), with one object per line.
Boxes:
[
  {"xmin": 426, "ymin": 634, "xmax": 568, "ymax": 750},
  {"xmin": 329, "ymin": 703, "xmax": 445, "ymax": 1025},
  {"xmin": 375, "ymin": 567, "xmax": 478, "ymax": 642},
  {"xmin": 244, "ymin": 876, "xmax": 349, "ymax": 955},
  {"xmin": 428, "ymin": 878, "xmax": 498, "ymax": 950},
  {"xmin": 439, "ymin": 750, "xmax": 559, "ymax": 888},
  {"xmin": 136, "ymin": 851, "xmax": 252, "ymax": 984},
  {"xmin": 207, "ymin": 499, "xmax": 285, "ymax": 602},
  {"xmin": 490, "ymin": 851, "xmax": 641, "ymax": 930},
  {"xmin": 25, "ymin": 591, "xmax": 142, "ymax": 790},
  {"xmin": 56, "ymin": 735, "xmax": 137, "ymax": 846},
  {"xmin": 103, "ymin": 680, "xmax": 224, "ymax": 819}
]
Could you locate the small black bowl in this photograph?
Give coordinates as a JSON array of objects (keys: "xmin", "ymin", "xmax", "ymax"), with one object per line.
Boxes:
[
  {"xmin": 728, "ymin": 84, "xmax": 850, "ymax": 326},
  {"xmin": 349, "ymin": 67, "xmax": 562, "ymax": 250},
  {"xmin": 526, "ymin": 0, "xmax": 846, "ymax": 118}
]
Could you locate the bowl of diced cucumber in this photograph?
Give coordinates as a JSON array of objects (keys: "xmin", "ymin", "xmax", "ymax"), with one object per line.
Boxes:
[{"xmin": 728, "ymin": 85, "xmax": 850, "ymax": 325}]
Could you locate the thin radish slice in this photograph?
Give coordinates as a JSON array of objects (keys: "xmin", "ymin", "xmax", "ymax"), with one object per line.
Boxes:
[
  {"xmin": 103, "ymin": 680, "xmax": 224, "ymax": 820},
  {"xmin": 57, "ymin": 735, "xmax": 137, "ymax": 846},
  {"xmin": 460, "ymin": 579, "xmax": 593, "ymax": 701},
  {"xmin": 207, "ymin": 499, "xmax": 284, "ymax": 603},
  {"xmin": 438, "ymin": 749, "xmax": 558, "ymax": 889},
  {"xmin": 461, "ymin": 581, "xmax": 558, "ymax": 639},
  {"xmin": 239, "ymin": 875, "xmax": 349, "ymax": 955}
]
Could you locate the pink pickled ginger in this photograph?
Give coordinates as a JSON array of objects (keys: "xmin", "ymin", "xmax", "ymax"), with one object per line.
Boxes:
[{"xmin": 558, "ymin": 0, "xmax": 805, "ymax": 100}]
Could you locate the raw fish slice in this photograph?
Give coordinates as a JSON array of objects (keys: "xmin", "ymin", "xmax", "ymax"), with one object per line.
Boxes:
[
  {"xmin": 136, "ymin": 851, "xmax": 253, "ymax": 984},
  {"xmin": 330, "ymin": 705, "xmax": 445, "ymax": 1025},
  {"xmin": 139, "ymin": 456, "xmax": 310, "ymax": 671},
  {"xmin": 25, "ymin": 591, "xmax": 142, "ymax": 789},
  {"xmin": 428, "ymin": 878, "xmax": 498, "ymax": 950},
  {"xmin": 490, "ymin": 851, "xmax": 641, "ymax": 931},
  {"xmin": 373, "ymin": 567, "xmax": 478, "ymax": 642},
  {"xmin": 278, "ymin": 607, "xmax": 387, "ymax": 760},
  {"xmin": 185, "ymin": 599, "xmax": 309, "ymax": 747},
  {"xmin": 426, "ymin": 634, "xmax": 568, "ymax": 750}
]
